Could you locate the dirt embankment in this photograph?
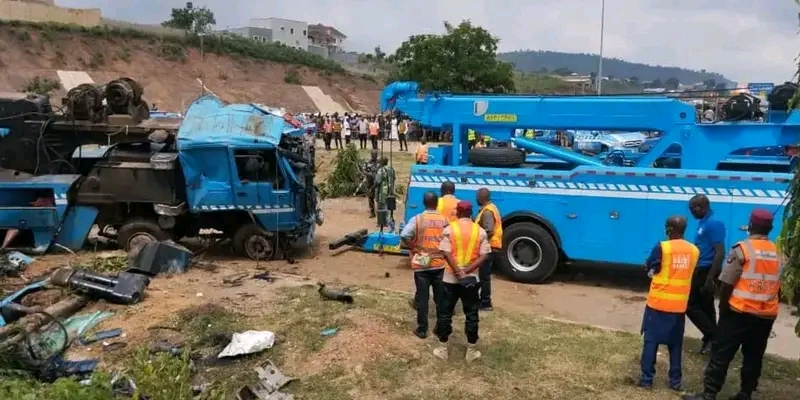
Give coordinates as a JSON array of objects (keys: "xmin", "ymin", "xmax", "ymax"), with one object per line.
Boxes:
[{"xmin": 0, "ymin": 23, "xmax": 382, "ymax": 113}]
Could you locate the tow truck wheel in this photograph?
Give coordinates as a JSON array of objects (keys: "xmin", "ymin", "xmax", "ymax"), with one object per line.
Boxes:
[
  {"xmin": 233, "ymin": 224, "xmax": 275, "ymax": 260},
  {"xmin": 117, "ymin": 219, "xmax": 169, "ymax": 254},
  {"xmin": 499, "ymin": 222, "xmax": 559, "ymax": 283}
]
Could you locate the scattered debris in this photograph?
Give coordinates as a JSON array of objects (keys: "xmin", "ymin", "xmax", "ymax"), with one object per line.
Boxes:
[
  {"xmin": 79, "ymin": 328, "xmax": 123, "ymax": 345},
  {"xmin": 39, "ymin": 311, "xmax": 114, "ymax": 353},
  {"xmin": 50, "ymin": 267, "xmax": 150, "ymax": 305},
  {"xmin": 320, "ymin": 328, "xmax": 338, "ymax": 337},
  {"xmin": 223, "ymin": 272, "xmax": 250, "ymax": 286},
  {"xmin": 128, "ymin": 240, "xmax": 192, "ymax": 276},
  {"xmin": 236, "ymin": 360, "xmax": 294, "ymax": 400},
  {"xmin": 0, "ymin": 251, "xmax": 35, "ymax": 277},
  {"xmin": 317, "ymin": 282, "xmax": 354, "ymax": 304},
  {"xmin": 253, "ymin": 271, "xmax": 276, "ymax": 282},
  {"xmin": 218, "ymin": 331, "xmax": 276, "ymax": 358}
]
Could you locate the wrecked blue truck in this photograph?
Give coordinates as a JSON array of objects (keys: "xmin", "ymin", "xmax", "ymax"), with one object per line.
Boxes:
[{"xmin": 0, "ymin": 96, "xmax": 321, "ymax": 259}]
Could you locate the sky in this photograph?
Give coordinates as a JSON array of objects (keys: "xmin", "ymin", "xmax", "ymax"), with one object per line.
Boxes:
[{"xmin": 57, "ymin": 0, "xmax": 800, "ymax": 84}]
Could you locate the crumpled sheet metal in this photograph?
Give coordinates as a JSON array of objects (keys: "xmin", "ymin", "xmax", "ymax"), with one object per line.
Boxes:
[{"xmin": 235, "ymin": 360, "xmax": 294, "ymax": 400}]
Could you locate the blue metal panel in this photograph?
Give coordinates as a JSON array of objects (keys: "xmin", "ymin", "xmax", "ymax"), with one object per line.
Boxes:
[{"xmin": 54, "ymin": 206, "xmax": 99, "ymax": 251}]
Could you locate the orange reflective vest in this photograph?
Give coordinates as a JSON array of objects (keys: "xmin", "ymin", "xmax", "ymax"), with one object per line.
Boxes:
[
  {"xmin": 646, "ymin": 239, "xmax": 699, "ymax": 313},
  {"xmin": 398, "ymin": 121, "xmax": 408, "ymax": 134},
  {"xmin": 436, "ymin": 195, "xmax": 459, "ymax": 222},
  {"xmin": 415, "ymin": 144, "xmax": 429, "ymax": 163},
  {"xmin": 368, "ymin": 122, "xmax": 379, "ymax": 136},
  {"xmin": 729, "ymin": 239, "xmax": 782, "ymax": 318},
  {"xmin": 410, "ymin": 212, "xmax": 448, "ymax": 270},
  {"xmin": 476, "ymin": 203, "xmax": 503, "ymax": 249},
  {"xmin": 448, "ymin": 219, "xmax": 481, "ymax": 270},
  {"xmin": 332, "ymin": 121, "xmax": 342, "ymax": 132}
]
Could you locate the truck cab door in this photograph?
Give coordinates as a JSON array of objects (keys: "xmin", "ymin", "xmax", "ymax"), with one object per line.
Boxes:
[{"xmin": 231, "ymin": 149, "xmax": 295, "ymax": 231}]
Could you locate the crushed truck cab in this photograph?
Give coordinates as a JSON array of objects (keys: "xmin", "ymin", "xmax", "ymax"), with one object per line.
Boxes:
[
  {"xmin": 0, "ymin": 96, "xmax": 320, "ymax": 259},
  {"xmin": 333, "ymin": 81, "xmax": 796, "ymax": 284}
]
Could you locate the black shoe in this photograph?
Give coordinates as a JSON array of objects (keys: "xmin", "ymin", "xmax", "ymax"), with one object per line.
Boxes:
[
  {"xmin": 728, "ymin": 392, "xmax": 751, "ymax": 400},
  {"xmin": 683, "ymin": 393, "xmax": 716, "ymax": 400},
  {"xmin": 699, "ymin": 341, "xmax": 712, "ymax": 355},
  {"xmin": 638, "ymin": 382, "xmax": 653, "ymax": 390},
  {"xmin": 670, "ymin": 383, "xmax": 686, "ymax": 392},
  {"xmin": 413, "ymin": 329, "xmax": 427, "ymax": 339},
  {"xmin": 479, "ymin": 305, "xmax": 493, "ymax": 311},
  {"xmin": 369, "ymin": 213, "xmax": 376, "ymax": 218}
]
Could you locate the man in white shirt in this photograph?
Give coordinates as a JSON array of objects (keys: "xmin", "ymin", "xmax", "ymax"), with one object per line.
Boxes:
[
  {"xmin": 343, "ymin": 117, "xmax": 351, "ymax": 145},
  {"xmin": 358, "ymin": 118, "xmax": 369, "ymax": 149}
]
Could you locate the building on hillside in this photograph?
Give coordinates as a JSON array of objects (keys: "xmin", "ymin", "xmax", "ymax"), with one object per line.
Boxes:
[
  {"xmin": 249, "ymin": 18, "xmax": 308, "ymax": 50},
  {"xmin": 307, "ymin": 24, "xmax": 347, "ymax": 58},
  {"xmin": 219, "ymin": 26, "xmax": 273, "ymax": 43}
]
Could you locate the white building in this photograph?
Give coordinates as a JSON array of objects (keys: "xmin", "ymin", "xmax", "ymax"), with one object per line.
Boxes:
[{"xmin": 248, "ymin": 18, "xmax": 308, "ymax": 50}]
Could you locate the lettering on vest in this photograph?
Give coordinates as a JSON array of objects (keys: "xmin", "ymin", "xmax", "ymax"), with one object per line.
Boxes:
[{"xmin": 729, "ymin": 239, "xmax": 781, "ymax": 317}]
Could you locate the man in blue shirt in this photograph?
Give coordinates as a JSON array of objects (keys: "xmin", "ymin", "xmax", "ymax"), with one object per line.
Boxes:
[{"xmin": 688, "ymin": 194, "xmax": 726, "ymax": 355}]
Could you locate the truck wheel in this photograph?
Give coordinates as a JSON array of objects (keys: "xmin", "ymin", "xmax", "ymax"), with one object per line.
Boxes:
[
  {"xmin": 233, "ymin": 224, "xmax": 275, "ymax": 260},
  {"xmin": 118, "ymin": 219, "xmax": 168, "ymax": 254},
  {"xmin": 498, "ymin": 222, "xmax": 559, "ymax": 283},
  {"xmin": 468, "ymin": 147, "xmax": 526, "ymax": 167}
]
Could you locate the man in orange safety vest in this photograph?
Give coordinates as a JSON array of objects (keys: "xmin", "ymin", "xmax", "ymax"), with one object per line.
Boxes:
[
  {"xmin": 639, "ymin": 215, "xmax": 699, "ymax": 391},
  {"xmin": 434, "ymin": 200, "xmax": 490, "ymax": 362},
  {"xmin": 684, "ymin": 209, "xmax": 783, "ymax": 400},
  {"xmin": 437, "ymin": 181, "xmax": 459, "ymax": 222},
  {"xmin": 400, "ymin": 191, "xmax": 448, "ymax": 339},
  {"xmin": 415, "ymin": 139, "xmax": 429, "ymax": 164}
]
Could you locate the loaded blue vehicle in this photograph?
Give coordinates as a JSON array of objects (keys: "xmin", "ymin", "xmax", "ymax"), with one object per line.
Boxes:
[
  {"xmin": 0, "ymin": 96, "xmax": 320, "ymax": 259},
  {"xmin": 331, "ymin": 81, "xmax": 796, "ymax": 283}
]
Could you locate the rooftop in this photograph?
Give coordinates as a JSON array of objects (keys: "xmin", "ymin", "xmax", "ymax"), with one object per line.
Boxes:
[{"xmin": 308, "ymin": 23, "xmax": 346, "ymax": 39}]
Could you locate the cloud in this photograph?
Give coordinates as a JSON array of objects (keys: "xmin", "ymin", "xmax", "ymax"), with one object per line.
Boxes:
[{"xmin": 58, "ymin": 0, "xmax": 800, "ymax": 83}]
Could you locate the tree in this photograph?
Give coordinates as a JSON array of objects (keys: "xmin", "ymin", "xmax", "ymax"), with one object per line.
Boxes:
[
  {"xmin": 779, "ymin": 0, "xmax": 800, "ymax": 339},
  {"xmin": 665, "ymin": 77, "xmax": 679, "ymax": 90},
  {"xmin": 387, "ymin": 20, "xmax": 515, "ymax": 93},
  {"xmin": 374, "ymin": 46, "xmax": 386, "ymax": 61},
  {"xmin": 703, "ymin": 79, "xmax": 717, "ymax": 90},
  {"xmin": 629, "ymin": 76, "xmax": 639, "ymax": 84},
  {"xmin": 162, "ymin": 3, "xmax": 216, "ymax": 34},
  {"xmin": 714, "ymin": 82, "xmax": 727, "ymax": 91},
  {"xmin": 651, "ymin": 78, "xmax": 663, "ymax": 88}
]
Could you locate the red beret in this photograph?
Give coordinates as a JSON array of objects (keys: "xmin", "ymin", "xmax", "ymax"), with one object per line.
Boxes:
[
  {"xmin": 456, "ymin": 200, "xmax": 473, "ymax": 213},
  {"xmin": 749, "ymin": 209, "xmax": 773, "ymax": 225}
]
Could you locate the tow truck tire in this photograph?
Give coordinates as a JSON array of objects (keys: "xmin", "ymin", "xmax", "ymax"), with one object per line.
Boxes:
[
  {"xmin": 233, "ymin": 224, "xmax": 275, "ymax": 261},
  {"xmin": 117, "ymin": 219, "xmax": 169, "ymax": 254},
  {"xmin": 468, "ymin": 147, "xmax": 526, "ymax": 167},
  {"xmin": 499, "ymin": 222, "xmax": 559, "ymax": 283}
]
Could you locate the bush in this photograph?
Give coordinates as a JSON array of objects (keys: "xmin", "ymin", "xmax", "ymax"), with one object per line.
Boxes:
[
  {"xmin": 284, "ymin": 68, "xmax": 302, "ymax": 84},
  {"xmin": 0, "ymin": 20, "xmax": 346, "ymax": 74},
  {"xmin": 318, "ymin": 144, "xmax": 363, "ymax": 199},
  {"xmin": 22, "ymin": 76, "xmax": 61, "ymax": 95}
]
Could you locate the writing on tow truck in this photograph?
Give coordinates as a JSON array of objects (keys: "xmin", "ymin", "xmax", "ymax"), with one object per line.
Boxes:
[{"xmin": 484, "ymin": 114, "xmax": 518, "ymax": 122}]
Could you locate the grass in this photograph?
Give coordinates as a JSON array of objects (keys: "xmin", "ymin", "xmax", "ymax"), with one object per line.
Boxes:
[
  {"xmin": 0, "ymin": 19, "xmax": 345, "ymax": 74},
  {"xmin": 2, "ymin": 285, "xmax": 798, "ymax": 399}
]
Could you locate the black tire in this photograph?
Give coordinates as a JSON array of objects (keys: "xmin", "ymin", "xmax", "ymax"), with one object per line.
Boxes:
[
  {"xmin": 117, "ymin": 218, "xmax": 169, "ymax": 254},
  {"xmin": 233, "ymin": 224, "xmax": 275, "ymax": 260},
  {"xmin": 468, "ymin": 147, "xmax": 526, "ymax": 167},
  {"xmin": 498, "ymin": 222, "xmax": 559, "ymax": 283}
]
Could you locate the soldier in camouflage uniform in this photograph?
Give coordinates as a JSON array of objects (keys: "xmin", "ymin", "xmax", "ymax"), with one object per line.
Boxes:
[
  {"xmin": 363, "ymin": 150, "xmax": 380, "ymax": 218},
  {"xmin": 374, "ymin": 156, "xmax": 396, "ymax": 223}
]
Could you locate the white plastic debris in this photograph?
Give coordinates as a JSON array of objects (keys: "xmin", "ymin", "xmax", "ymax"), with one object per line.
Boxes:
[{"xmin": 218, "ymin": 331, "xmax": 276, "ymax": 358}]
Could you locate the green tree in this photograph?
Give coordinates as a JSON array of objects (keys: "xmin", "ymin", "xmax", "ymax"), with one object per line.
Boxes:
[
  {"xmin": 703, "ymin": 79, "xmax": 717, "ymax": 90},
  {"xmin": 374, "ymin": 46, "xmax": 386, "ymax": 61},
  {"xmin": 665, "ymin": 77, "xmax": 679, "ymax": 90},
  {"xmin": 780, "ymin": 0, "xmax": 800, "ymax": 338},
  {"xmin": 387, "ymin": 20, "xmax": 515, "ymax": 93},
  {"xmin": 162, "ymin": 3, "xmax": 216, "ymax": 34}
]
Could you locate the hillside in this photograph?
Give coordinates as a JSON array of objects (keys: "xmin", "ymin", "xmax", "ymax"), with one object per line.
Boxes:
[
  {"xmin": 499, "ymin": 50, "xmax": 733, "ymax": 86},
  {"xmin": 0, "ymin": 21, "xmax": 383, "ymax": 113}
]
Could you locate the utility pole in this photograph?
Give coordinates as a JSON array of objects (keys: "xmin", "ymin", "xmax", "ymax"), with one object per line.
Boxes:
[{"xmin": 597, "ymin": 0, "xmax": 605, "ymax": 95}]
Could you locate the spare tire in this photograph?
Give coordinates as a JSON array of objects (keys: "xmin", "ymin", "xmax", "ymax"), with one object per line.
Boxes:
[{"xmin": 468, "ymin": 147, "xmax": 526, "ymax": 167}]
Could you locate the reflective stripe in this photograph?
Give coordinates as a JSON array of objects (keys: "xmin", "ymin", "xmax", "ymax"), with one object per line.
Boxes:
[
  {"xmin": 731, "ymin": 289, "xmax": 777, "ymax": 302},
  {"xmin": 450, "ymin": 221, "xmax": 480, "ymax": 268},
  {"xmin": 739, "ymin": 241, "xmax": 781, "ymax": 281}
]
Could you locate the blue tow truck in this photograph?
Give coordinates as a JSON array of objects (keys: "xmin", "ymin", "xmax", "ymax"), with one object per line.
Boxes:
[
  {"xmin": 0, "ymin": 95, "xmax": 321, "ymax": 259},
  {"xmin": 331, "ymin": 81, "xmax": 795, "ymax": 283}
]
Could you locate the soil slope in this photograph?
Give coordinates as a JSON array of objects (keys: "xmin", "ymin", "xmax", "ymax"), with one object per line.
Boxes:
[{"xmin": 0, "ymin": 23, "xmax": 382, "ymax": 113}]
